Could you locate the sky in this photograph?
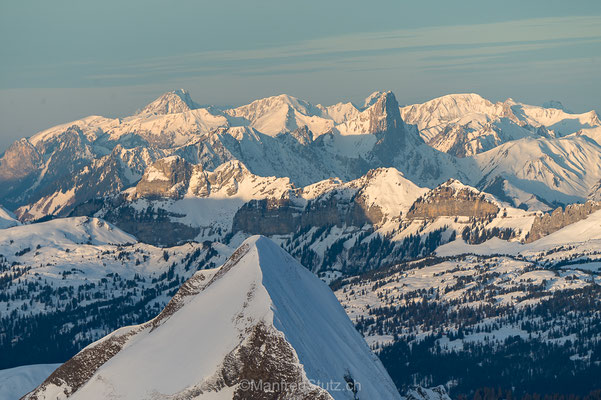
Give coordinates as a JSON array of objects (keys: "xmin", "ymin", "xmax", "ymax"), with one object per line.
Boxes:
[{"xmin": 1, "ymin": 0, "xmax": 600, "ymax": 151}]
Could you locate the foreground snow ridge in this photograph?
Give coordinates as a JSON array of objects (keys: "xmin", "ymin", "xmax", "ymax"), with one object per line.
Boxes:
[{"xmin": 25, "ymin": 235, "xmax": 399, "ymax": 400}]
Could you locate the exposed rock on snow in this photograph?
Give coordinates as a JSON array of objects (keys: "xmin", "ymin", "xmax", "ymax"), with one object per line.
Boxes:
[{"xmin": 25, "ymin": 236, "xmax": 400, "ymax": 400}]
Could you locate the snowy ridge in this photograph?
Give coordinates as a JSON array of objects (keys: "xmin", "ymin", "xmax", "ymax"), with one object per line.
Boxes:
[
  {"xmin": 26, "ymin": 236, "xmax": 400, "ymax": 400},
  {"xmin": 472, "ymin": 135, "xmax": 601, "ymax": 204},
  {"xmin": 400, "ymin": 93, "xmax": 601, "ymax": 157},
  {"xmin": 0, "ymin": 217, "xmax": 136, "ymax": 249},
  {"xmin": 225, "ymin": 94, "xmax": 335, "ymax": 137}
]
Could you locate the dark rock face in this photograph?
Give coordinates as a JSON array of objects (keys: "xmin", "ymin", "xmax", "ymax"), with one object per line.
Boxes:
[
  {"xmin": 70, "ymin": 196, "xmax": 200, "ymax": 246},
  {"xmin": 134, "ymin": 156, "xmax": 194, "ymax": 199},
  {"xmin": 407, "ymin": 180, "xmax": 499, "ymax": 219},
  {"xmin": 224, "ymin": 322, "xmax": 333, "ymax": 400},
  {"xmin": 232, "ymin": 193, "xmax": 382, "ymax": 237},
  {"xmin": 526, "ymin": 200, "xmax": 601, "ymax": 242}
]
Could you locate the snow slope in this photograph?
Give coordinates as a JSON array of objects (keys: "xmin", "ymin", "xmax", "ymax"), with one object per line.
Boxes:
[
  {"xmin": 400, "ymin": 94, "xmax": 601, "ymax": 157},
  {"xmin": 0, "ymin": 217, "xmax": 136, "ymax": 251},
  {"xmin": 437, "ymin": 208, "xmax": 601, "ymax": 258},
  {"xmin": 0, "ymin": 206, "xmax": 20, "ymax": 229},
  {"xmin": 471, "ymin": 135, "xmax": 601, "ymax": 204},
  {"xmin": 225, "ymin": 94, "xmax": 335, "ymax": 137},
  {"xmin": 27, "ymin": 236, "xmax": 399, "ymax": 400},
  {"xmin": 0, "ymin": 364, "xmax": 60, "ymax": 400}
]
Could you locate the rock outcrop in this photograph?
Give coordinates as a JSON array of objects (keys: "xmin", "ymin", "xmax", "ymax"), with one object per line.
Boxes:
[
  {"xmin": 407, "ymin": 179, "xmax": 499, "ymax": 219},
  {"xmin": 525, "ymin": 200, "xmax": 601, "ymax": 242}
]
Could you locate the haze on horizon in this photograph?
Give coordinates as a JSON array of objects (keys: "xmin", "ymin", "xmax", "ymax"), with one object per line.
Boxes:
[{"xmin": 1, "ymin": 0, "xmax": 600, "ymax": 152}]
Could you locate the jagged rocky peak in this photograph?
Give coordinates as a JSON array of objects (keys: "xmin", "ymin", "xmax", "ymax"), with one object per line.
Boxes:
[
  {"xmin": 407, "ymin": 178, "xmax": 499, "ymax": 219},
  {"xmin": 526, "ymin": 200, "xmax": 601, "ymax": 243},
  {"xmin": 137, "ymin": 89, "xmax": 199, "ymax": 115},
  {"xmin": 26, "ymin": 236, "xmax": 400, "ymax": 400},
  {"xmin": 368, "ymin": 90, "xmax": 405, "ymax": 132},
  {"xmin": 0, "ymin": 138, "xmax": 41, "ymax": 181},
  {"xmin": 192, "ymin": 159, "xmax": 254, "ymax": 197},
  {"xmin": 363, "ymin": 90, "xmax": 388, "ymax": 109},
  {"xmin": 134, "ymin": 155, "xmax": 194, "ymax": 199},
  {"xmin": 288, "ymin": 125, "xmax": 314, "ymax": 144},
  {"xmin": 339, "ymin": 90, "xmax": 406, "ymax": 136}
]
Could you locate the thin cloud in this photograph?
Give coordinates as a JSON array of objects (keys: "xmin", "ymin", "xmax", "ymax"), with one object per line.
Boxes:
[{"xmin": 80, "ymin": 16, "xmax": 601, "ymax": 85}]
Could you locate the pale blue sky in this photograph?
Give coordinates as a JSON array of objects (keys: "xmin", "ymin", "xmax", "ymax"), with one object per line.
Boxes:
[{"xmin": 1, "ymin": 0, "xmax": 600, "ymax": 151}]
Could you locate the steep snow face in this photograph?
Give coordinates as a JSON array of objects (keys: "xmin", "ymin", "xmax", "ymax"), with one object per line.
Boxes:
[
  {"xmin": 0, "ymin": 206, "xmax": 20, "ymax": 229},
  {"xmin": 472, "ymin": 135, "xmax": 601, "ymax": 205},
  {"xmin": 363, "ymin": 91, "xmax": 388, "ymax": 109},
  {"xmin": 0, "ymin": 364, "xmax": 60, "ymax": 400},
  {"xmin": 27, "ymin": 236, "xmax": 400, "ymax": 400},
  {"xmin": 400, "ymin": 94, "xmax": 601, "ymax": 157},
  {"xmin": 28, "ymin": 116, "xmax": 117, "ymax": 147},
  {"xmin": 317, "ymin": 101, "xmax": 360, "ymax": 124},
  {"xmin": 346, "ymin": 167, "xmax": 428, "ymax": 219},
  {"xmin": 401, "ymin": 93, "xmax": 498, "ymax": 140},
  {"xmin": 225, "ymin": 94, "xmax": 335, "ymax": 137},
  {"xmin": 28, "ymin": 92, "xmax": 228, "ymax": 151},
  {"xmin": 514, "ymin": 103, "xmax": 600, "ymax": 137}
]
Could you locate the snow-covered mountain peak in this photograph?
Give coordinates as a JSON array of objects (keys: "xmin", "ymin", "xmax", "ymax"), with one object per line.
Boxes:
[
  {"xmin": 401, "ymin": 93, "xmax": 496, "ymax": 129},
  {"xmin": 363, "ymin": 90, "xmax": 389, "ymax": 109},
  {"xmin": 26, "ymin": 235, "xmax": 400, "ymax": 400},
  {"xmin": 230, "ymin": 94, "xmax": 316, "ymax": 117},
  {"xmin": 225, "ymin": 93, "xmax": 334, "ymax": 137},
  {"xmin": 137, "ymin": 89, "xmax": 199, "ymax": 115},
  {"xmin": 350, "ymin": 167, "xmax": 429, "ymax": 219}
]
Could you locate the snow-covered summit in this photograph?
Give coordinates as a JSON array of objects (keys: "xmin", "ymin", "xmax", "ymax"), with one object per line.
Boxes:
[
  {"xmin": 225, "ymin": 93, "xmax": 335, "ymax": 137},
  {"xmin": 137, "ymin": 89, "xmax": 200, "ymax": 115},
  {"xmin": 26, "ymin": 235, "xmax": 400, "ymax": 400},
  {"xmin": 363, "ymin": 91, "xmax": 388, "ymax": 109}
]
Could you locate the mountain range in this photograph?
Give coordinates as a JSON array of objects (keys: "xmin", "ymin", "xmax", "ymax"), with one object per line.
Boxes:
[
  {"xmin": 2, "ymin": 89, "xmax": 601, "ymax": 400},
  {"xmin": 3, "ymin": 89, "xmax": 601, "ymax": 223}
]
